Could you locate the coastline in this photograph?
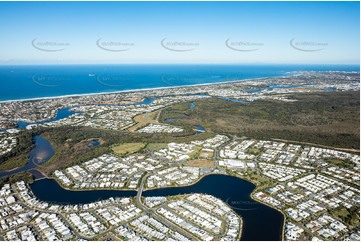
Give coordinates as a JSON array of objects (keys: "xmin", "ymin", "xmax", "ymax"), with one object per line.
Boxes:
[
  {"xmin": 0, "ymin": 74, "xmax": 290, "ymax": 104},
  {"xmin": 0, "ymin": 65, "xmax": 359, "ymax": 103}
]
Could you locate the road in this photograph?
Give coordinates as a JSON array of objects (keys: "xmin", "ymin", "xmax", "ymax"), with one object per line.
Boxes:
[{"xmin": 135, "ymin": 172, "xmax": 199, "ymax": 240}]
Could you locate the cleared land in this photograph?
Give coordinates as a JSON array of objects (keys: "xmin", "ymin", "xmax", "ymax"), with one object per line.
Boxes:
[
  {"xmin": 184, "ymin": 159, "xmax": 214, "ymax": 168},
  {"xmin": 112, "ymin": 142, "xmax": 146, "ymax": 155},
  {"xmin": 199, "ymin": 151, "xmax": 214, "ymax": 159}
]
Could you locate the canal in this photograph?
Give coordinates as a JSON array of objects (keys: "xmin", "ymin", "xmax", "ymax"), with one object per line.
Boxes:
[{"xmin": 30, "ymin": 174, "xmax": 284, "ymax": 241}]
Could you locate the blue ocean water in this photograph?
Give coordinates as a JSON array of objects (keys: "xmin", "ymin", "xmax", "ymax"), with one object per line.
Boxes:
[{"xmin": 0, "ymin": 64, "xmax": 359, "ymax": 102}]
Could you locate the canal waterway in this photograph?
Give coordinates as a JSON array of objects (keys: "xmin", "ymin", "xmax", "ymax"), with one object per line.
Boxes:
[{"xmin": 30, "ymin": 174, "xmax": 284, "ymax": 241}]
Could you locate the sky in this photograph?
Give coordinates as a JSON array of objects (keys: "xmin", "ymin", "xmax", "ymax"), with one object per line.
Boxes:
[{"xmin": 0, "ymin": 1, "xmax": 359, "ymax": 65}]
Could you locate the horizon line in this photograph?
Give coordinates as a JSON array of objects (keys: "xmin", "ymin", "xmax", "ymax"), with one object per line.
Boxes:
[{"xmin": 0, "ymin": 63, "xmax": 360, "ymax": 66}]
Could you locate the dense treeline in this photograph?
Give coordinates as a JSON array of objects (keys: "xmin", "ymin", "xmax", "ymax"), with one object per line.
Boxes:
[
  {"xmin": 36, "ymin": 125, "xmax": 208, "ymax": 147},
  {"xmin": 0, "ymin": 172, "xmax": 34, "ymax": 187},
  {"xmin": 0, "ymin": 131, "xmax": 34, "ymax": 163},
  {"xmin": 162, "ymin": 91, "xmax": 360, "ymax": 149}
]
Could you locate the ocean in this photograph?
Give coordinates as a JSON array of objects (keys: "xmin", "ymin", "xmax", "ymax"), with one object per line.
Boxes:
[{"xmin": 0, "ymin": 64, "xmax": 359, "ymax": 102}]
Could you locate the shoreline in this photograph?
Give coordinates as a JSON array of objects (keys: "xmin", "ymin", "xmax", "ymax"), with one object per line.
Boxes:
[
  {"xmin": 1, "ymin": 67, "xmax": 360, "ymax": 104},
  {"xmin": 0, "ymin": 74, "xmax": 291, "ymax": 104},
  {"xmin": 40, "ymin": 172, "xmax": 284, "ymax": 240}
]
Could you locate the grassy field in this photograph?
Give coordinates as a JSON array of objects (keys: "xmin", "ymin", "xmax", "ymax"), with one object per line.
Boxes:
[
  {"xmin": 128, "ymin": 110, "xmax": 160, "ymax": 132},
  {"xmin": 324, "ymin": 158, "xmax": 355, "ymax": 169},
  {"xmin": 247, "ymin": 148, "xmax": 262, "ymax": 155},
  {"xmin": 161, "ymin": 91, "xmax": 359, "ymax": 149},
  {"xmin": 189, "ymin": 146, "xmax": 202, "ymax": 159},
  {"xmin": 184, "ymin": 159, "xmax": 214, "ymax": 168},
  {"xmin": 34, "ymin": 125, "xmax": 214, "ymax": 175},
  {"xmin": 112, "ymin": 143, "xmax": 146, "ymax": 155}
]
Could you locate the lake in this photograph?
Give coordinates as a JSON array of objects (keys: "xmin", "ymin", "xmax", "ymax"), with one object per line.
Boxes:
[
  {"xmin": 31, "ymin": 174, "xmax": 284, "ymax": 241},
  {"xmin": 0, "ymin": 135, "xmax": 55, "ymax": 178}
]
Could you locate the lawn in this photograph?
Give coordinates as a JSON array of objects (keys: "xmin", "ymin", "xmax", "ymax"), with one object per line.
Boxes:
[
  {"xmin": 112, "ymin": 143, "xmax": 146, "ymax": 155},
  {"xmin": 128, "ymin": 110, "xmax": 159, "ymax": 132},
  {"xmin": 145, "ymin": 143, "xmax": 168, "ymax": 151},
  {"xmin": 324, "ymin": 158, "xmax": 355, "ymax": 169}
]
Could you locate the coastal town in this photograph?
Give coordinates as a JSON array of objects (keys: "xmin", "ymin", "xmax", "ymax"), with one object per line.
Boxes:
[
  {"xmin": 0, "ymin": 71, "xmax": 359, "ymax": 241},
  {"xmin": 0, "ymin": 71, "xmax": 358, "ymax": 127}
]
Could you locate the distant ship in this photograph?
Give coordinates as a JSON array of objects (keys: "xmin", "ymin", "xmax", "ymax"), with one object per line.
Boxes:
[{"xmin": 88, "ymin": 74, "xmax": 95, "ymax": 77}]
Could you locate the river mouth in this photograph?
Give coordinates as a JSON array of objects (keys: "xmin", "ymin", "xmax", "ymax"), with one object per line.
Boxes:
[{"xmin": 30, "ymin": 174, "xmax": 284, "ymax": 241}]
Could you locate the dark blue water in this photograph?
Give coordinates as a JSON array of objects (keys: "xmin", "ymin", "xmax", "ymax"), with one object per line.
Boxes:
[
  {"xmin": 47, "ymin": 108, "xmax": 75, "ymax": 121},
  {"xmin": 0, "ymin": 64, "xmax": 358, "ymax": 101},
  {"xmin": 84, "ymin": 139, "xmax": 101, "ymax": 151},
  {"xmin": 30, "ymin": 174, "xmax": 283, "ymax": 240},
  {"xmin": 137, "ymin": 97, "xmax": 155, "ymax": 105},
  {"xmin": 16, "ymin": 121, "xmax": 30, "ymax": 129},
  {"xmin": 31, "ymin": 179, "xmax": 137, "ymax": 204},
  {"xmin": 15, "ymin": 107, "xmax": 76, "ymax": 128},
  {"xmin": 90, "ymin": 139, "xmax": 100, "ymax": 147},
  {"xmin": 143, "ymin": 175, "xmax": 284, "ymax": 241},
  {"xmin": 0, "ymin": 135, "xmax": 55, "ymax": 177}
]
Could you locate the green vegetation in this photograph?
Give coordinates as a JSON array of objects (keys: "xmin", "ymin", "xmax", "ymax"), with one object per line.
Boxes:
[
  {"xmin": 247, "ymin": 148, "xmax": 262, "ymax": 155},
  {"xmin": 159, "ymin": 101, "xmax": 193, "ymax": 121},
  {"xmin": 128, "ymin": 110, "xmax": 159, "ymax": 132},
  {"xmin": 247, "ymin": 172, "xmax": 274, "ymax": 188},
  {"xmin": 0, "ymin": 131, "xmax": 34, "ymax": 165},
  {"xmin": 166, "ymin": 102, "xmax": 192, "ymax": 112},
  {"xmin": 162, "ymin": 91, "xmax": 359, "ymax": 149},
  {"xmin": 0, "ymin": 171, "xmax": 34, "ymax": 187},
  {"xmin": 229, "ymin": 170, "xmax": 274, "ymax": 189},
  {"xmin": 33, "ymin": 126, "xmax": 213, "ymax": 175},
  {"xmin": 147, "ymin": 112, "xmax": 158, "ymax": 120},
  {"xmin": 112, "ymin": 143, "xmax": 146, "ymax": 155},
  {"xmin": 324, "ymin": 158, "xmax": 355, "ymax": 169},
  {"xmin": 189, "ymin": 146, "xmax": 202, "ymax": 159},
  {"xmin": 0, "ymin": 154, "xmax": 28, "ymax": 171},
  {"xmin": 145, "ymin": 143, "xmax": 168, "ymax": 151},
  {"xmin": 332, "ymin": 206, "xmax": 360, "ymax": 226}
]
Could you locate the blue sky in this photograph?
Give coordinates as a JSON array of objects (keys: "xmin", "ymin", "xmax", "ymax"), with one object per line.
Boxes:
[{"xmin": 0, "ymin": 1, "xmax": 359, "ymax": 65}]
